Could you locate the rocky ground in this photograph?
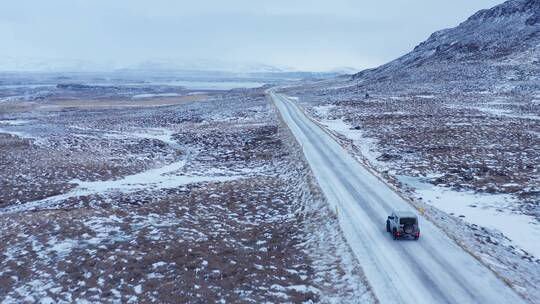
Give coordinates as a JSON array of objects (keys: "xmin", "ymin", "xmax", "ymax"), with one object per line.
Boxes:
[{"xmin": 0, "ymin": 88, "xmax": 374, "ymax": 303}]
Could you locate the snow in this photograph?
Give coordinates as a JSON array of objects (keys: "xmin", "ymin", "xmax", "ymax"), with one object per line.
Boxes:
[
  {"xmin": 0, "ymin": 120, "xmax": 38, "ymax": 140},
  {"xmin": 0, "ymin": 95, "xmax": 34, "ymax": 103},
  {"xmin": 0, "ymin": 129, "xmax": 34, "ymax": 139},
  {"xmin": 152, "ymin": 80, "xmax": 266, "ymax": 90},
  {"xmin": 0, "ymin": 84, "xmax": 56, "ymax": 89},
  {"xmin": 528, "ymin": 130, "xmax": 540, "ymax": 138},
  {"xmin": 122, "ymin": 128, "xmax": 180, "ymax": 148},
  {"xmin": 313, "ymin": 104, "xmax": 335, "ymax": 116},
  {"xmin": 48, "ymin": 238, "xmax": 79, "ymax": 257},
  {"xmin": 0, "ymin": 159, "xmax": 254, "ymax": 214},
  {"xmin": 326, "ymin": 119, "xmax": 380, "ymax": 165},
  {"xmin": 313, "ymin": 110, "xmax": 385, "ymax": 170},
  {"xmin": 131, "ymin": 93, "xmax": 180, "ymax": 99},
  {"xmin": 73, "ymin": 126, "xmax": 181, "ymax": 148},
  {"xmin": 471, "ymin": 106, "xmax": 540, "ymax": 121},
  {"xmin": 398, "ymin": 175, "xmax": 540, "ymax": 258},
  {"xmin": 152, "ymin": 262, "xmax": 167, "ymax": 269},
  {"xmin": 0, "ymin": 120, "xmax": 32, "ymax": 126}
]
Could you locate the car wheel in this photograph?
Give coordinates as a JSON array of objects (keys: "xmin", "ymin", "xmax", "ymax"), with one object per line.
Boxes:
[
  {"xmin": 392, "ymin": 229, "xmax": 397, "ymax": 240},
  {"xmin": 414, "ymin": 236, "xmax": 419, "ymax": 241},
  {"xmin": 386, "ymin": 221, "xmax": 390, "ymax": 232}
]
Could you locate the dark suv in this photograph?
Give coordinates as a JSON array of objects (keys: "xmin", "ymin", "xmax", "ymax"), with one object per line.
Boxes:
[{"xmin": 386, "ymin": 211, "xmax": 420, "ymax": 240}]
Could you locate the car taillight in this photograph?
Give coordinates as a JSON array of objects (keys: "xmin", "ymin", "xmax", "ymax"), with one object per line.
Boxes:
[{"xmin": 415, "ymin": 232, "xmax": 420, "ymax": 236}]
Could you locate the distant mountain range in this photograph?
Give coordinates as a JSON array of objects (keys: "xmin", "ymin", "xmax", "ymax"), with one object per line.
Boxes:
[
  {"xmin": 0, "ymin": 57, "xmax": 357, "ymax": 80},
  {"xmin": 353, "ymin": 0, "xmax": 540, "ymax": 93}
]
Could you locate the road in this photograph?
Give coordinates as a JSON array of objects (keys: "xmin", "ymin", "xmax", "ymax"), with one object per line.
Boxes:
[{"xmin": 269, "ymin": 91, "xmax": 525, "ymax": 304}]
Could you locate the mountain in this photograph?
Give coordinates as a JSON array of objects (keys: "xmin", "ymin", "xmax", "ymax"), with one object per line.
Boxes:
[
  {"xmin": 353, "ymin": 0, "xmax": 540, "ymax": 92},
  {"xmin": 0, "ymin": 57, "xmax": 115, "ymax": 73},
  {"xmin": 124, "ymin": 59, "xmax": 292, "ymax": 74}
]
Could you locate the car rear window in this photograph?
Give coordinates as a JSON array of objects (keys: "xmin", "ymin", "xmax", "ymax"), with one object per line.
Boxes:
[{"xmin": 400, "ymin": 218, "xmax": 416, "ymax": 225}]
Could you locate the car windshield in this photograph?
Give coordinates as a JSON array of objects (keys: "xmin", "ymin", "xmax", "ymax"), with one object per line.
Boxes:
[{"xmin": 400, "ymin": 218, "xmax": 416, "ymax": 225}]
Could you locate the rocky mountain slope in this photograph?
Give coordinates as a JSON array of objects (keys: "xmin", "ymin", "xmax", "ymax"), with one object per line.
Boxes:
[{"xmin": 354, "ymin": 0, "xmax": 540, "ymax": 93}]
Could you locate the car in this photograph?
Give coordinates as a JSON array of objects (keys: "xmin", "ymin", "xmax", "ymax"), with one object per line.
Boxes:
[{"xmin": 386, "ymin": 211, "xmax": 420, "ymax": 240}]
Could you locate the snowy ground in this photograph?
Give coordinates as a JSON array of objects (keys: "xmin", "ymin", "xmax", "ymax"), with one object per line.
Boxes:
[
  {"xmin": 279, "ymin": 79, "xmax": 540, "ymax": 303},
  {"xmin": 0, "ymin": 87, "xmax": 373, "ymax": 302}
]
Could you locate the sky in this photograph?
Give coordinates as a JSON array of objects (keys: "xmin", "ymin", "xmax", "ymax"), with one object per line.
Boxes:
[{"xmin": 0, "ymin": 0, "xmax": 505, "ymax": 72}]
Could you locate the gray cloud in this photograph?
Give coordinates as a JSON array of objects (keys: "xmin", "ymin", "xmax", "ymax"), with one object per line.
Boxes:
[{"xmin": 0, "ymin": 0, "xmax": 505, "ymax": 71}]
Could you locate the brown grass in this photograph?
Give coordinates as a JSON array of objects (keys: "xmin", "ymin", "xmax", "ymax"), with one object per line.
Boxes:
[
  {"xmin": 49, "ymin": 94, "xmax": 209, "ymax": 109},
  {"xmin": 0, "ymin": 94, "xmax": 209, "ymax": 113}
]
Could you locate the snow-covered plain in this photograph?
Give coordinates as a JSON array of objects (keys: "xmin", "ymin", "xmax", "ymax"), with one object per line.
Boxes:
[{"xmin": 0, "ymin": 85, "xmax": 373, "ymax": 302}]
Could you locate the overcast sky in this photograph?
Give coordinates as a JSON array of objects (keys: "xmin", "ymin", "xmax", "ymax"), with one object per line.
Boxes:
[{"xmin": 0, "ymin": 0, "xmax": 505, "ymax": 72}]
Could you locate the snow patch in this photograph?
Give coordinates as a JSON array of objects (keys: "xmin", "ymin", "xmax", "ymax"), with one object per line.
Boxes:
[
  {"xmin": 317, "ymin": 116, "xmax": 384, "ymax": 169},
  {"xmin": 0, "ymin": 160, "xmax": 254, "ymax": 214},
  {"xmin": 131, "ymin": 93, "xmax": 180, "ymax": 99},
  {"xmin": 398, "ymin": 175, "xmax": 540, "ymax": 259}
]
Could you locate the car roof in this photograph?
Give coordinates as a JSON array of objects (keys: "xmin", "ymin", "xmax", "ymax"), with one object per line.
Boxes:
[{"xmin": 394, "ymin": 211, "xmax": 417, "ymax": 218}]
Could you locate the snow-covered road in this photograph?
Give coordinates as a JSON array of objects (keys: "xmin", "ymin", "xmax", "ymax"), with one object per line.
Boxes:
[{"xmin": 269, "ymin": 91, "xmax": 525, "ymax": 304}]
